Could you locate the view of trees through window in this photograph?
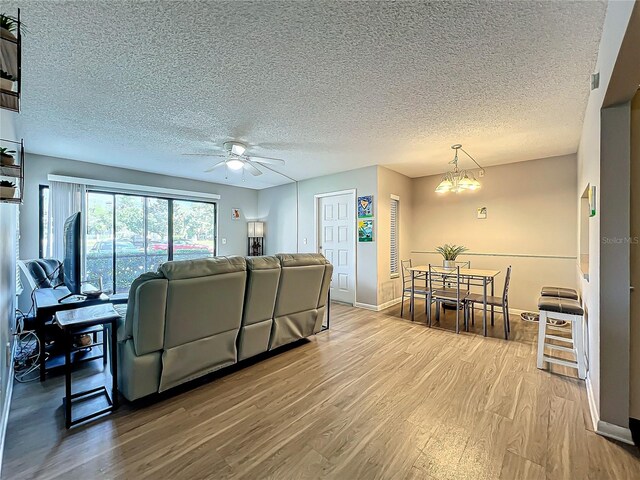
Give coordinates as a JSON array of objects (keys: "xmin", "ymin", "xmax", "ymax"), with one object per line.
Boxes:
[
  {"xmin": 40, "ymin": 188, "xmax": 218, "ymax": 293},
  {"xmin": 66, "ymin": 190, "xmax": 216, "ymax": 294}
]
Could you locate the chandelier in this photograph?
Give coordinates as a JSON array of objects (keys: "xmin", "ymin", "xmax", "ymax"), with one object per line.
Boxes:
[{"xmin": 435, "ymin": 144, "xmax": 485, "ymax": 193}]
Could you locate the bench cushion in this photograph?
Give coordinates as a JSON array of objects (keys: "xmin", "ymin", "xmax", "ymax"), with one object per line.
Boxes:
[
  {"xmin": 540, "ymin": 286, "xmax": 579, "ymax": 300},
  {"xmin": 538, "ymin": 297, "xmax": 584, "ymax": 315}
]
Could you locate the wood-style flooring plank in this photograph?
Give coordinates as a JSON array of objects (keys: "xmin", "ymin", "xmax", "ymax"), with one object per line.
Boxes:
[{"xmin": 3, "ymin": 302, "xmax": 639, "ymax": 480}]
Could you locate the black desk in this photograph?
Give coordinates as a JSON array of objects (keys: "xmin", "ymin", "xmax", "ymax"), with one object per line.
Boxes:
[{"xmin": 34, "ymin": 287, "xmax": 127, "ymax": 381}]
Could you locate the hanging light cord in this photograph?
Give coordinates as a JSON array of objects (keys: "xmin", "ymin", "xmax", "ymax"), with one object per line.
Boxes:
[
  {"xmin": 459, "ymin": 147, "xmax": 485, "ymax": 174},
  {"xmin": 253, "ymin": 163, "xmax": 300, "ymax": 253}
]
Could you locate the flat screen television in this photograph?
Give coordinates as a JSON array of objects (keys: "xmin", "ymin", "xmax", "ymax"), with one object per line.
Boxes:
[{"xmin": 62, "ymin": 212, "xmax": 82, "ymax": 296}]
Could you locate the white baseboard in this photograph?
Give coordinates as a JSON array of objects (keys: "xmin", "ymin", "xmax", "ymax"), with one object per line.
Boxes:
[
  {"xmin": 596, "ymin": 420, "xmax": 635, "ymax": 445},
  {"xmin": 586, "ymin": 376, "xmax": 599, "ymax": 431},
  {"xmin": 585, "ymin": 376, "xmax": 634, "ymax": 445},
  {"xmin": 0, "ymin": 342, "xmax": 16, "ymax": 478},
  {"xmin": 355, "ymin": 297, "xmax": 402, "ymax": 312}
]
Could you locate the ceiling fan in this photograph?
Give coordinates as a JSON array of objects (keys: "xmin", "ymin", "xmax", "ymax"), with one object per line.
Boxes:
[{"xmin": 183, "ymin": 141, "xmax": 285, "ymax": 177}]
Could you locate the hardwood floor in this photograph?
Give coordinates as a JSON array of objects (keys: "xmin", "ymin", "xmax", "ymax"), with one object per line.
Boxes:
[{"xmin": 3, "ymin": 302, "xmax": 639, "ymax": 479}]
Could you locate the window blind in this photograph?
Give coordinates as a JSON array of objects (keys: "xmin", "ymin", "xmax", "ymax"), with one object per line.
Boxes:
[{"xmin": 390, "ymin": 196, "xmax": 399, "ymax": 276}]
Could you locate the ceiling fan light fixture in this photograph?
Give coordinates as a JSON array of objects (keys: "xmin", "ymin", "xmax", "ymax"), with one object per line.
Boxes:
[
  {"xmin": 231, "ymin": 144, "xmax": 246, "ymax": 156},
  {"xmin": 226, "ymin": 159, "xmax": 244, "ymax": 170}
]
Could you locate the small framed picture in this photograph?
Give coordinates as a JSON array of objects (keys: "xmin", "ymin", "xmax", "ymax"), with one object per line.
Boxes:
[
  {"xmin": 477, "ymin": 207, "xmax": 487, "ymax": 219},
  {"xmin": 358, "ymin": 219, "xmax": 374, "ymax": 242},
  {"xmin": 588, "ymin": 186, "xmax": 596, "ymax": 217},
  {"xmin": 231, "ymin": 208, "xmax": 241, "ymax": 220},
  {"xmin": 357, "ymin": 195, "xmax": 373, "ymax": 218}
]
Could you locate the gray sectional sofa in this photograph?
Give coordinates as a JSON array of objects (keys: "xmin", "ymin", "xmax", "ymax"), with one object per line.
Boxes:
[{"xmin": 114, "ymin": 253, "xmax": 332, "ymax": 401}]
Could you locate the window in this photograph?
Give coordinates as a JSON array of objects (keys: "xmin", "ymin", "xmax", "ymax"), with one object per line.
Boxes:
[
  {"xmin": 390, "ymin": 195, "xmax": 399, "ymax": 277},
  {"xmin": 40, "ymin": 187, "xmax": 217, "ymax": 294}
]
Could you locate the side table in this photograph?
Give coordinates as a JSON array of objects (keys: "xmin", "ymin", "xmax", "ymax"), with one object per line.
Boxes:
[{"xmin": 55, "ymin": 304, "xmax": 121, "ymax": 428}]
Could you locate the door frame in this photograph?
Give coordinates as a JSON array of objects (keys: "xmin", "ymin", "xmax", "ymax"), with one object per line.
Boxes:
[{"xmin": 314, "ymin": 189, "xmax": 357, "ymax": 306}]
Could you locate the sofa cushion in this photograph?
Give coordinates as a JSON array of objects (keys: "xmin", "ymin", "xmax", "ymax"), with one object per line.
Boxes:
[
  {"xmin": 119, "ymin": 272, "xmax": 168, "ymax": 356},
  {"xmin": 277, "ymin": 253, "xmax": 328, "ymax": 267},
  {"xmin": 159, "ymin": 256, "xmax": 246, "ymax": 280}
]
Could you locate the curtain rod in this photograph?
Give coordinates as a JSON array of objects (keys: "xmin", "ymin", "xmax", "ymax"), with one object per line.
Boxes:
[{"xmin": 47, "ymin": 175, "xmax": 221, "ymax": 201}]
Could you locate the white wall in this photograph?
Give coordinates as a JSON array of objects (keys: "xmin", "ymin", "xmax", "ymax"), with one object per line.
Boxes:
[
  {"xmin": 577, "ymin": 0, "xmax": 636, "ymax": 436},
  {"xmin": 258, "ymin": 166, "xmax": 379, "ymax": 306},
  {"xmin": 20, "ymin": 153, "xmax": 259, "ymax": 260},
  {"xmin": 257, "ymin": 183, "xmax": 298, "ymax": 255},
  {"xmin": 410, "ymin": 155, "xmax": 578, "ymax": 312},
  {"xmin": 0, "ymin": 108, "xmax": 18, "ymax": 472},
  {"xmin": 631, "ymin": 90, "xmax": 640, "ymax": 421}
]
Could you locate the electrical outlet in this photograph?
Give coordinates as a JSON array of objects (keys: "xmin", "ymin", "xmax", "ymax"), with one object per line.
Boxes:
[{"xmin": 303, "ymin": 238, "xmax": 307, "ymax": 245}]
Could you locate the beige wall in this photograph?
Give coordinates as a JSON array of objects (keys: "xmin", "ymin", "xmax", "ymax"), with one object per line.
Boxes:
[
  {"xmin": 630, "ymin": 90, "xmax": 640, "ymax": 420},
  {"xmin": 377, "ymin": 167, "xmax": 413, "ymax": 306},
  {"xmin": 410, "ymin": 155, "xmax": 578, "ymax": 312}
]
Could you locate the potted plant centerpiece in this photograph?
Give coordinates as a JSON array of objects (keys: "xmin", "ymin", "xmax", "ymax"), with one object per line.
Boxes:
[
  {"xmin": 435, "ymin": 244, "xmax": 468, "ymax": 268},
  {"xmin": 0, "ymin": 13, "xmax": 17, "ymax": 41},
  {"xmin": 0, "ymin": 70, "xmax": 16, "ymax": 91},
  {"xmin": 0, "ymin": 147, "xmax": 16, "ymax": 166},
  {"xmin": 0, "ymin": 180, "xmax": 16, "ymax": 199}
]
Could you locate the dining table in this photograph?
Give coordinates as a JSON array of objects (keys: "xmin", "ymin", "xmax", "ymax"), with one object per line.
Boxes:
[{"xmin": 407, "ymin": 265, "xmax": 501, "ymax": 336}]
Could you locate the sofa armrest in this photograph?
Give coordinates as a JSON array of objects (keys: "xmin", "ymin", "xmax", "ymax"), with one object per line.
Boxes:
[{"xmin": 113, "ymin": 303, "xmax": 131, "ymax": 342}]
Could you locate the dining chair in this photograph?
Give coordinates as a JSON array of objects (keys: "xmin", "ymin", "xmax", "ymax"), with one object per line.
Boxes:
[
  {"xmin": 400, "ymin": 259, "xmax": 429, "ymax": 318},
  {"xmin": 465, "ymin": 265, "xmax": 512, "ymax": 339},
  {"xmin": 428, "ymin": 264, "xmax": 469, "ymax": 333}
]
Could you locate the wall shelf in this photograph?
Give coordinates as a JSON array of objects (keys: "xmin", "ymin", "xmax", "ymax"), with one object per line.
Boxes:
[
  {"xmin": 0, "ymin": 138, "xmax": 24, "ymax": 204},
  {"xmin": 0, "ymin": 9, "xmax": 22, "ymax": 112}
]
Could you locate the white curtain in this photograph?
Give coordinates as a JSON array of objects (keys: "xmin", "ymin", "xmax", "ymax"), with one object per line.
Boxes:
[{"xmin": 47, "ymin": 181, "xmax": 86, "ymax": 266}]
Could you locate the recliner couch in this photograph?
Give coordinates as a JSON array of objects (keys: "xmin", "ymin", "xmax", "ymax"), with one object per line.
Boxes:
[{"xmin": 115, "ymin": 253, "xmax": 332, "ymax": 401}]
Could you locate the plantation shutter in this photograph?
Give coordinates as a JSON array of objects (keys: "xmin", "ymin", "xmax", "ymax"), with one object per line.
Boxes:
[{"xmin": 390, "ymin": 196, "xmax": 399, "ymax": 276}]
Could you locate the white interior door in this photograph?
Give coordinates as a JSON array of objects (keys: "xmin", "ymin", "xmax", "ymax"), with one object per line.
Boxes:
[{"xmin": 318, "ymin": 193, "xmax": 355, "ymax": 305}]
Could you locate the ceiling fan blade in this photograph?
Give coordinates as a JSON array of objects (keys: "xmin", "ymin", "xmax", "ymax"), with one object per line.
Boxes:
[
  {"xmin": 204, "ymin": 161, "xmax": 226, "ymax": 172},
  {"xmin": 248, "ymin": 155, "xmax": 285, "ymax": 166},
  {"xmin": 183, "ymin": 153, "xmax": 227, "ymax": 157},
  {"xmin": 243, "ymin": 161, "xmax": 263, "ymax": 176}
]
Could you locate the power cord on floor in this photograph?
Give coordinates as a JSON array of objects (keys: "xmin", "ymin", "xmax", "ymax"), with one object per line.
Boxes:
[{"xmin": 13, "ymin": 309, "xmax": 42, "ymax": 383}]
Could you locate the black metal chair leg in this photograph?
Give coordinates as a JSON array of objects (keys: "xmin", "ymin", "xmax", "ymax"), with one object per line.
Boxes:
[{"xmin": 503, "ymin": 306, "xmax": 509, "ymax": 340}]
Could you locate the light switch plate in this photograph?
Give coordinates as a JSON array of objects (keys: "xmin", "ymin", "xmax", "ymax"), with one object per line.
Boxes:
[{"xmin": 222, "ymin": 238, "xmax": 227, "ymax": 245}]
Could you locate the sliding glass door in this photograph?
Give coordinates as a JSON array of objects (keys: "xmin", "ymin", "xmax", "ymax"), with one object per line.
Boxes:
[
  {"xmin": 85, "ymin": 192, "xmax": 115, "ymax": 292},
  {"xmin": 83, "ymin": 191, "xmax": 215, "ymax": 294},
  {"xmin": 172, "ymin": 200, "xmax": 216, "ymax": 262}
]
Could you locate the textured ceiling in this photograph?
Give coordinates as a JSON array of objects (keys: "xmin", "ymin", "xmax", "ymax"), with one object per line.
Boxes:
[{"xmin": 4, "ymin": 0, "xmax": 607, "ymax": 189}]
